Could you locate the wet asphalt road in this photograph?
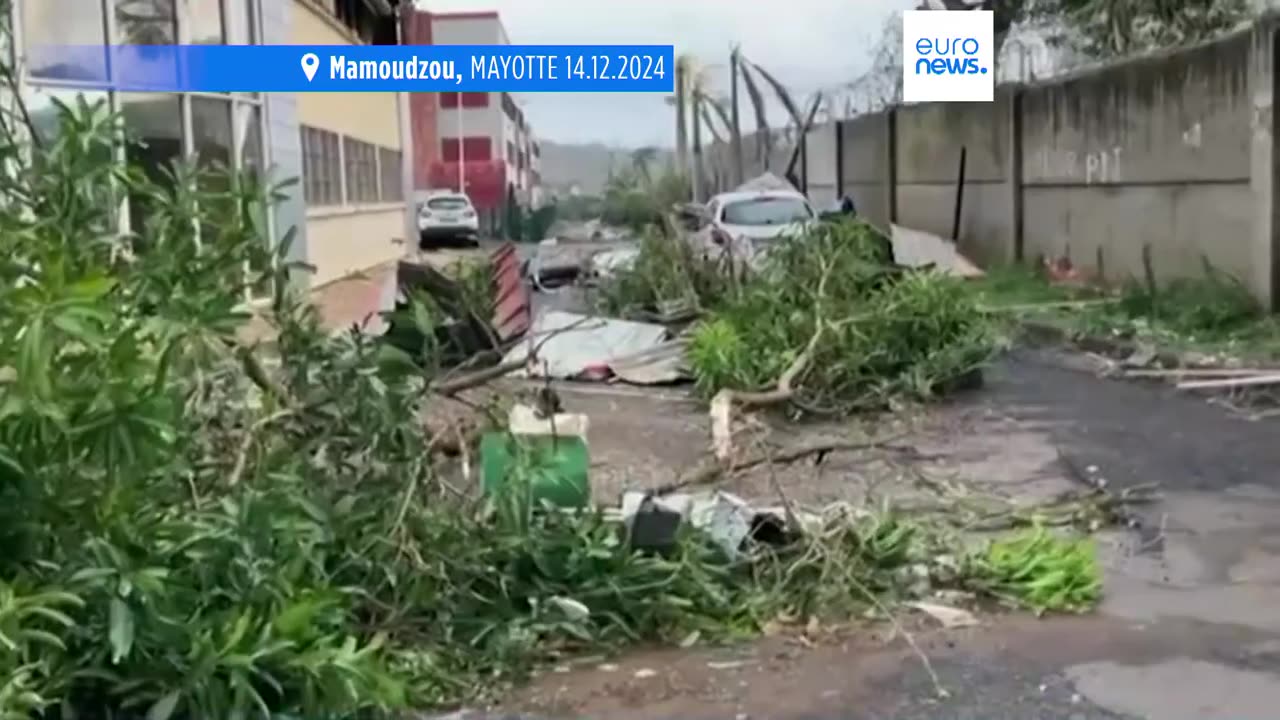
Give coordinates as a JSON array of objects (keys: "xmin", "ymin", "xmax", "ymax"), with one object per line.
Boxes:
[{"xmin": 424, "ymin": 347, "xmax": 1280, "ymax": 720}]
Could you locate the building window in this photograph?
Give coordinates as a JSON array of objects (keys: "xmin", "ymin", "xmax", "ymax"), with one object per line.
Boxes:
[
  {"xmin": 118, "ymin": 92, "xmax": 183, "ymax": 239},
  {"xmin": 23, "ymin": 0, "xmax": 108, "ymax": 79},
  {"xmin": 463, "ymin": 137, "xmax": 492, "ymax": 162},
  {"xmin": 506, "ymin": 141, "xmax": 515, "ymax": 162},
  {"xmin": 379, "ymin": 147, "xmax": 403, "ymax": 202},
  {"xmin": 301, "ymin": 126, "xmax": 342, "ymax": 206},
  {"xmin": 187, "ymin": 0, "xmax": 226, "ymax": 44},
  {"xmin": 343, "ymin": 137, "xmax": 379, "ymax": 204},
  {"xmin": 22, "ymin": 0, "xmax": 269, "ymax": 297},
  {"xmin": 442, "ymin": 137, "xmax": 493, "ymax": 163},
  {"xmin": 114, "ymin": 0, "xmax": 178, "ymax": 45},
  {"xmin": 226, "ymin": 0, "xmax": 258, "ymax": 44},
  {"xmin": 440, "ymin": 92, "xmax": 489, "ymax": 109},
  {"xmin": 441, "ymin": 138, "xmax": 459, "ymax": 162}
]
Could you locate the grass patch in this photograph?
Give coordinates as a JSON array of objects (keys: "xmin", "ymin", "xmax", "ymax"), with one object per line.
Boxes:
[{"xmin": 975, "ymin": 261, "xmax": 1280, "ymax": 360}]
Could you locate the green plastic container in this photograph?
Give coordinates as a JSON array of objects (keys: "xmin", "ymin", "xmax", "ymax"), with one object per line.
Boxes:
[{"xmin": 480, "ymin": 431, "xmax": 590, "ymax": 508}]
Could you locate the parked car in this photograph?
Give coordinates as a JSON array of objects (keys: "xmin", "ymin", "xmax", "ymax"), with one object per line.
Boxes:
[
  {"xmin": 417, "ymin": 191, "xmax": 480, "ymax": 249},
  {"xmin": 696, "ymin": 189, "xmax": 818, "ymax": 266}
]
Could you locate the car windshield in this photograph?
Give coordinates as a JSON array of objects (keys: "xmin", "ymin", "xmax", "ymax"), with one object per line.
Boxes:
[
  {"xmin": 426, "ymin": 197, "xmax": 470, "ymax": 211},
  {"xmin": 721, "ymin": 196, "xmax": 812, "ymax": 226}
]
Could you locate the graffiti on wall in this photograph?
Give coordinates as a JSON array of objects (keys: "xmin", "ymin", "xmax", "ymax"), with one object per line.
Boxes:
[{"xmin": 1035, "ymin": 146, "xmax": 1124, "ymax": 184}]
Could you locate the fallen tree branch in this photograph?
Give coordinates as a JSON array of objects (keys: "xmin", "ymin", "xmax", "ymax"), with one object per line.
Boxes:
[
  {"xmin": 651, "ymin": 432, "xmax": 909, "ymax": 496},
  {"xmin": 711, "ymin": 318, "xmax": 827, "ymax": 461},
  {"xmin": 228, "ymin": 408, "xmax": 296, "ymax": 487},
  {"xmin": 1177, "ymin": 373, "xmax": 1280, "ymax": 391}
]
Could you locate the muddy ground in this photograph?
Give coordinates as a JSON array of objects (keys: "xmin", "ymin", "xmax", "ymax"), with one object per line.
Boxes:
[{"xmin": 425, "ymin": 343, "xmax": 1280, "ymax": 720}]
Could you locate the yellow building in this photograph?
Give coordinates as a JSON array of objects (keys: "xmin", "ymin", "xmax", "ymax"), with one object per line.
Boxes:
[{"xmin": 14, "ymin": 0, "xmax": 413, "ymax": 293}]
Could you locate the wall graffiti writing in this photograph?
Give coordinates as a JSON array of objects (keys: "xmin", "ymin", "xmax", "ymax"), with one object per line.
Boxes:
[
  {"xmin": 1035, "ymin": 146, "xmax": 1124, "ymax": 184},
  {"xmin": 1182, "ymin": 122, "xmax": 1202, "ymax": 149}
]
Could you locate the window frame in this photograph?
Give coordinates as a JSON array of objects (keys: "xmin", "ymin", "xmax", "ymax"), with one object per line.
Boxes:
[
  {"xmin": 378, "ymin": 146, "xmax": 402, "ymax": 203},
  {"xmin": 13, "ymin": 0, "xmax": 273, "ymax": 300}
]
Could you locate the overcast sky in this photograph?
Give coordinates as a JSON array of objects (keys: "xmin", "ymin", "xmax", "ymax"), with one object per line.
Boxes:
[{"xmin": 418, "ymin": 0, "xmax": 911, "ymax": 148}]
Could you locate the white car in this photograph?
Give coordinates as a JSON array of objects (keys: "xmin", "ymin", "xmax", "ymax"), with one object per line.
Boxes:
[
  {"xmin": 416, "ymin": 191, "xmax": 480, "ymax": 248},
  {"xmin": 699, "ymin": 189, "xmax": 817, "ymax": 263}
]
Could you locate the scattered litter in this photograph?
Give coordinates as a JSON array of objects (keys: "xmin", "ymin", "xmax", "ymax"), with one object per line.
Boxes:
[
  {"xmin": 502, "ymin": 310, "xmax": 670, "ymax": 380},
  {"xmin": 598, "ymin": 663, "xmax": 618, "ymax": 672},
  {"xmin": 548, "ymin": 596, "xmax": 591, "ymax": 621},
  {"xmin": 586, "ymin": 246, "xmax": 641, "ymax": 280},
  {"xmin": 633, "ymin": 668, "xmax": 658, "ymax": 679},
  {"xmin": 706, "ymin": 660, "xmax": 753, "ymax": 670},
  {"xmin": 889, "ymin": 224, "xmax": 984, "ymax": 278},
  {"xmin": 622, "ymin": 492, "xmax": 689, "ymax": 552},
  {"xmin": 1121, "ymin": 344, "xmax": 1158, "ymax": 369},
  {"xmin": 607, "ymin": 338, "xmax": 691, "ymax": 385},
  {"xmin": 906, "ymin": 601, "xmax": 979, "ymax": 629},
  {"xmin": 480, "ymin": 404, "xmax": 591, "ymax": 508},
  {"xmin": 689, "ymin": 492, "xmax": 756, "ymax": 559},
  {"xmin": 619, "ymin": 490, "xmax": 793, "ymax": 558}
]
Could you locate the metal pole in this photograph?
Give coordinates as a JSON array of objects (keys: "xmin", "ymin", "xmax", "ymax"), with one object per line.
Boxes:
[
  {"xmin": 729, "ymin": 48, "xmax": 743, "ymax": 185},
  {"xmin": 691, "ymin": 93, "xmax": 703, "ymax": 202},
  {"xmin": 456, "ymin": 92, "xmax": 465, "ymax": 192}
]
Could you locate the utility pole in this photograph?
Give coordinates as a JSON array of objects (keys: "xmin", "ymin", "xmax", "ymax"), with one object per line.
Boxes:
[
  {"xmin": 691, "ymin": 92, "xmax": 703, "ymax": 203},
  {"xmin": 729, "ymin": 47, "xmax": 744, "ymax": 186},
  {"xmin": 675, "ymin": 59, "xmax": 689, "ymax": 181},
  {"xmin": 456, "ymin": 92, "xmax": 465, "ymax": 192}
]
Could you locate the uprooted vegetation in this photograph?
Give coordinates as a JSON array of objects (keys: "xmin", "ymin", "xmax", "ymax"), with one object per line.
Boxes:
[
  {"xmin": 977, "ymin": 257, "xmax": 1277, "ymax": 357},
  {"xmin": 0, "ymin": 97, "xmax": 1121, "ymax": 719},
  {"xmin": 601, "ymin": 219, "xmax": 997, "ymax": 414},
  {"xmin": 687, "ymin": 221, "xmax": 996, "ymax": 413}
]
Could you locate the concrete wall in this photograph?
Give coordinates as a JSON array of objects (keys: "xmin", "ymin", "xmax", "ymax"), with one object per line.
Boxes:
[
  {"xmin": 804, "ymin": 124, "xmax": 838, "ymax": 209},
  {"xmin": 839, "ymin": 113, "xmax": 891, "ymax": 231},
  {"xmin": 895, "ymin": 89, "xmax": 1014, "ymax": 265},
  {"xmin": 1020, "ymin": 30, "xmax": 1256, "ymax": 289},
  {"xmin": 782, "ymin": 16, "xmax": 1280, "ymax": 306}
]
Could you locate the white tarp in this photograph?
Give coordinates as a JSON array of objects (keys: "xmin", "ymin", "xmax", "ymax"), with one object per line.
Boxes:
[
  {"xmin": 502, "ymin": 311, "xmax": 670, "ymax": 379},
  {"xmin": 889, "ymin": 224, "xmax": 985, "ymax": 278}
]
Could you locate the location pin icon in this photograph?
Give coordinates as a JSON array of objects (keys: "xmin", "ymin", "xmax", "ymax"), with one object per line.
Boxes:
[{"xmin": 300, "ymin": 53, "xmax": 319, "ymax": 82}]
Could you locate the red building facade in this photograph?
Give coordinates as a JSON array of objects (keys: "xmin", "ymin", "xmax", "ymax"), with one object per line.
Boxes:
[{"xmin": 401, "ymin": 8, "xmax": 508, "ymax": 215}]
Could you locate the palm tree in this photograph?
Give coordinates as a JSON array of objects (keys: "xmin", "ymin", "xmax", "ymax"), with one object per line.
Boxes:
[
  {"xmin": 665, "ymin": 56, "xmax": 723, "ymax": 201},
  {"xmin": 629, "ymin": 146, "xmax": 658, "ymax": 186},
  {"xmin": 736, "ymin": 59, "xmax": 771, "ymax": 167}
]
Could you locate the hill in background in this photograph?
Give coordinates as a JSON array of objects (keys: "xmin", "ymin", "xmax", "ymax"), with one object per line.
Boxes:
[{"xmin": 538, "ymin": 140, "xmax": 675, "ymax": 196}]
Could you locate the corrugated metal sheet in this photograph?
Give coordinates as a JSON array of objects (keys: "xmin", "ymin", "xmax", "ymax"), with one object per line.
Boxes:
[
  {"xmin": 490, "ymin": 243, "xmax": 530, "ymax": 341},
  {"xmin": 502, "ymin": 311, "xmax": 670, "ymax": 380}
]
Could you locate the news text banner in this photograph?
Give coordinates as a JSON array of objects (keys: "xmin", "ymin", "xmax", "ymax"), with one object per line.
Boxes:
[{"xmin": 26, "ymin": 44, "xmax": 676, "ymax": 93}]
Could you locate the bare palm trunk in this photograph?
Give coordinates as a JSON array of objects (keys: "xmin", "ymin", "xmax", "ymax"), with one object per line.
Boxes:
[
  {"xmin": 729, "ymin": 48, "xmax": 744, "ymax": 186},
  {"xmin": 675, "ymin": 61, "xmax": 689, "ymax": 180},
  {"xmin": 691, "ymin": 92, "xmax": 703, "ymax": 203}
]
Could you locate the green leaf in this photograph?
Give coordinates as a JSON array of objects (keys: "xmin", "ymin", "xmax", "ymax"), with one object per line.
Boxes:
[
  {"xmin": 145, "ymin": 690, "xmax": 181, "ymax": 720},
  {"xmin": 273, "ymin": 598, "xmax": 329, "ymax": 639},
  {"xmin": 66, "ymin": 275, "xmax": 116, "ymax": 301},
  {"xmin": 109, "ymin": 597, "xmax": 134, "ymax": 664}
]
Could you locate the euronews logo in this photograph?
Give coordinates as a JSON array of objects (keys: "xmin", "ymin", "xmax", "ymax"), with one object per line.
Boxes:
[
  {"xmin": 913, "ymin": 38, "xmax": 988, "ymax": 76},
  {"xmin": 902, "ymin": 9, "xmax": 994, "ymax": 102}
]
